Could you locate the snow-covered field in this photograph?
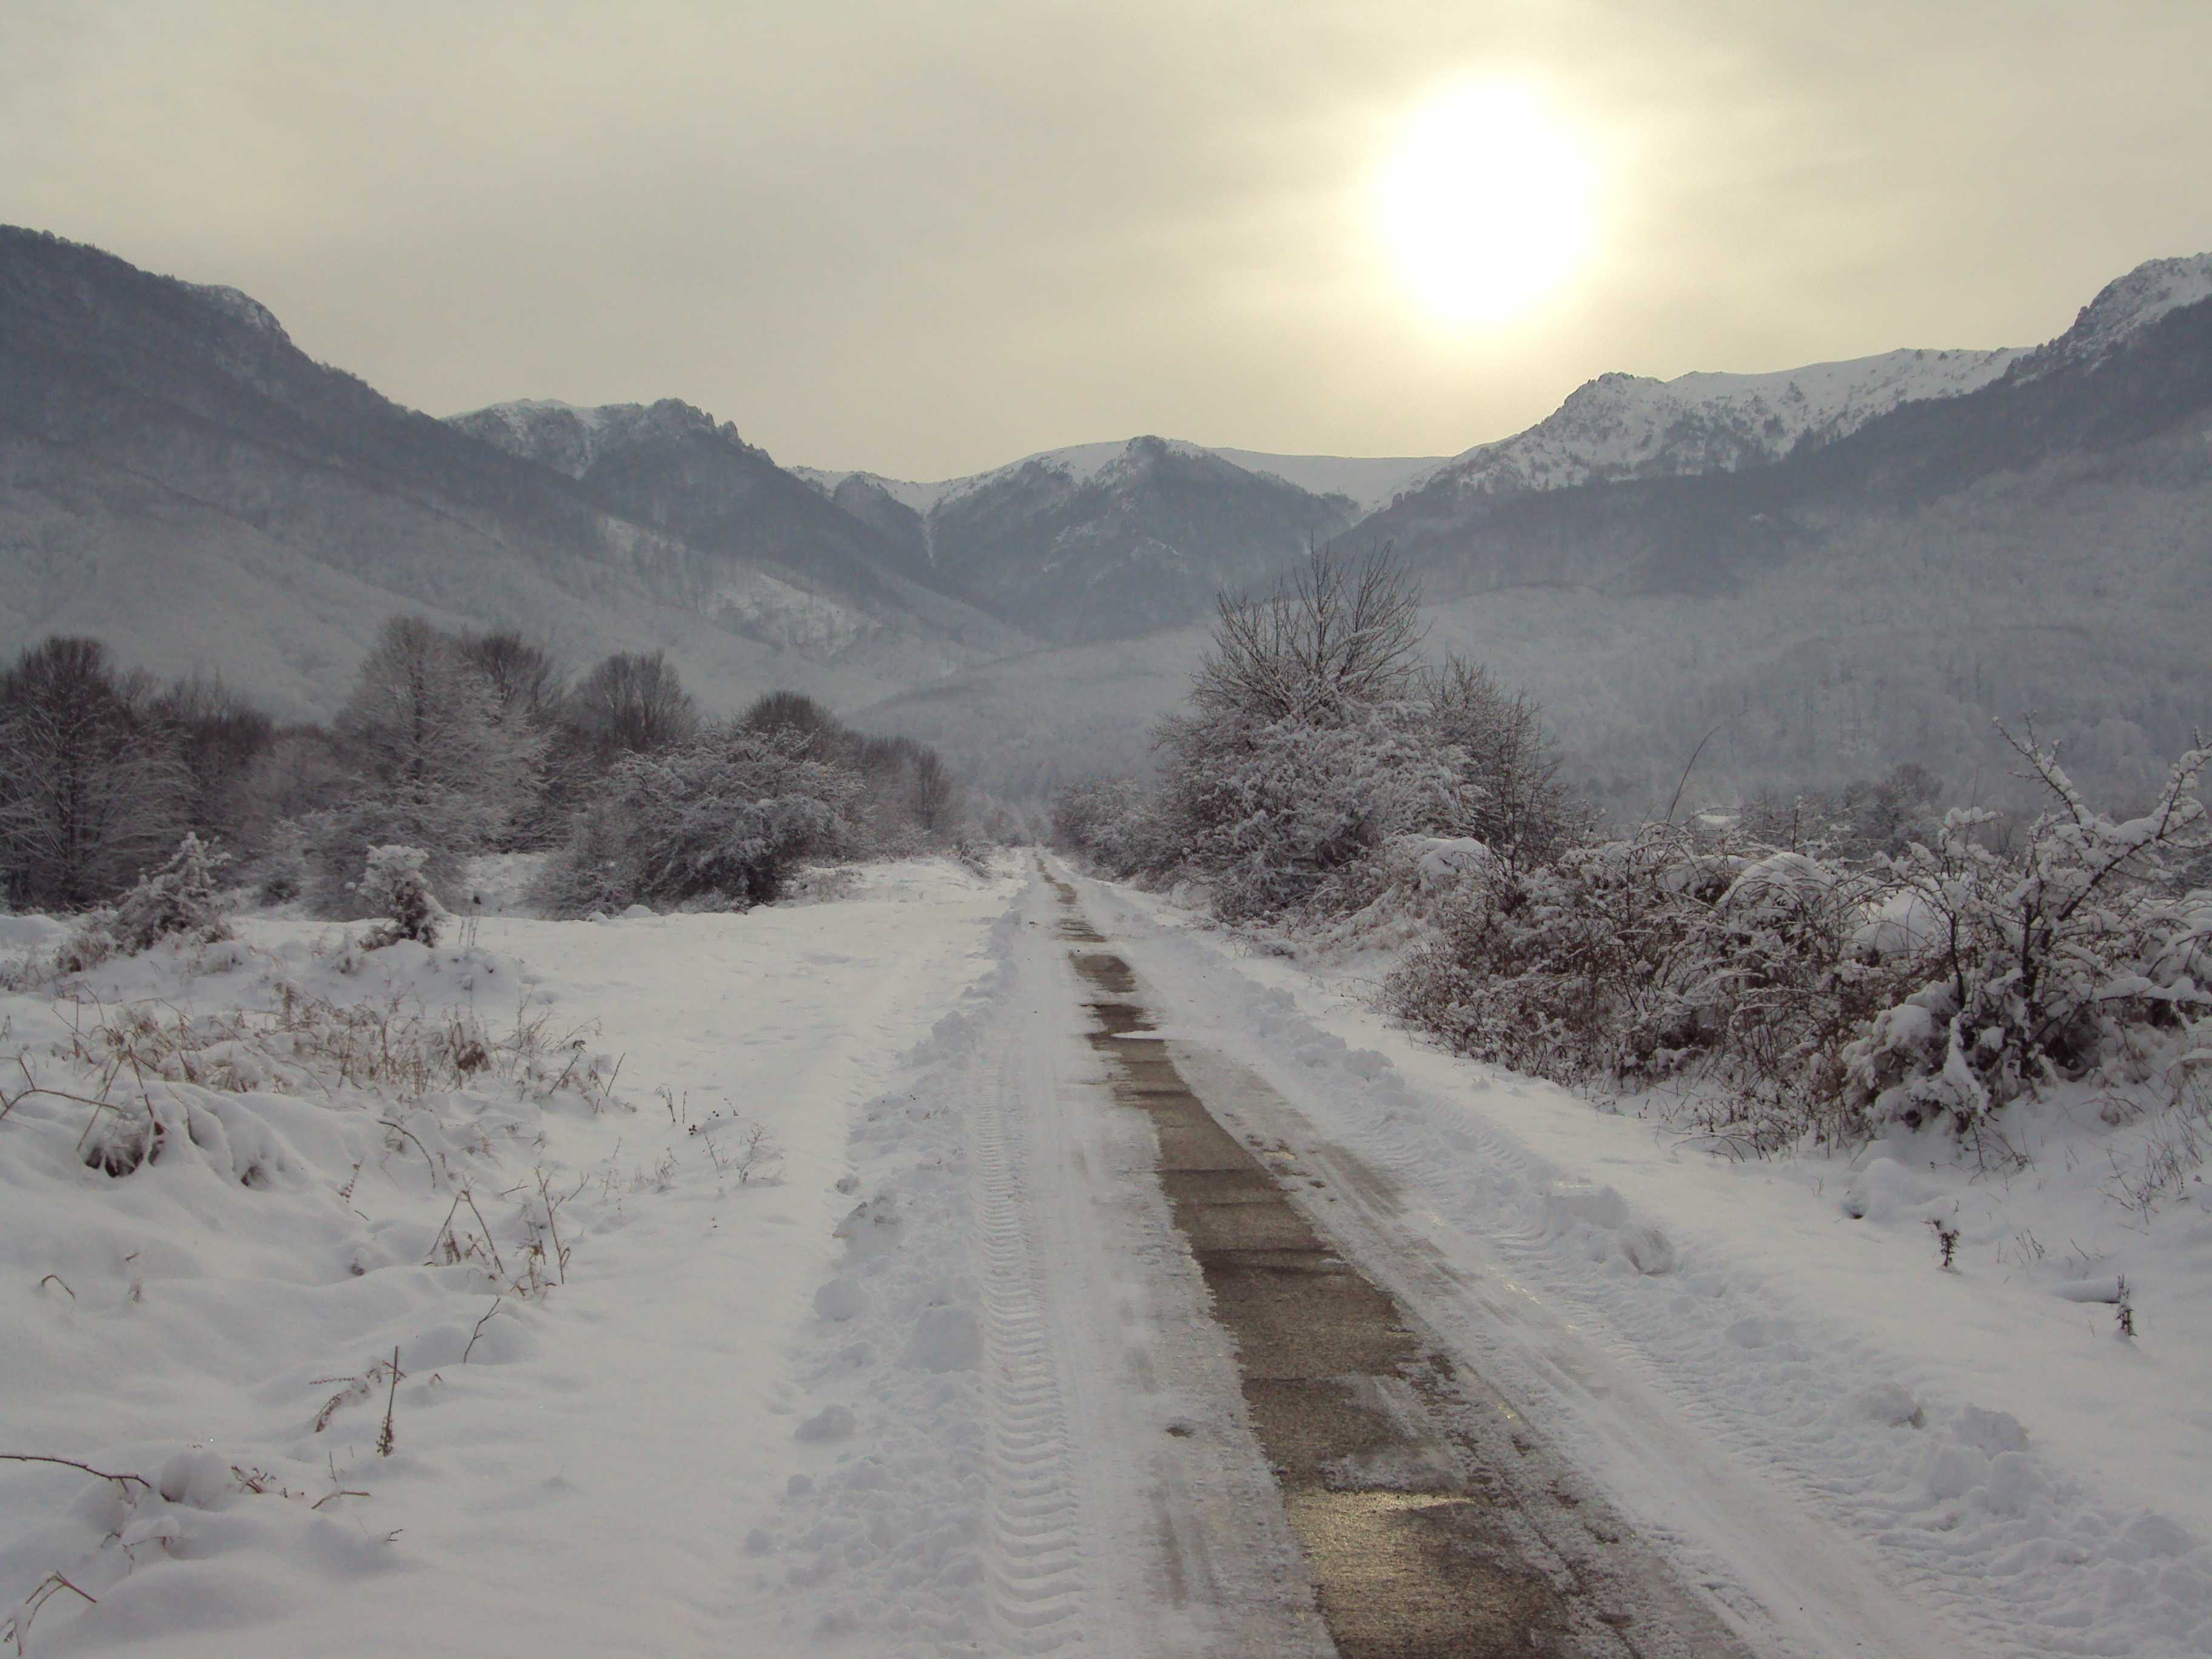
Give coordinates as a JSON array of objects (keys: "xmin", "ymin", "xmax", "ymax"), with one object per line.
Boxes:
[
  {"xmin": 8, "ymin": 857, "xmax": 2209, "ymax": 1656},
  {"xmin": 0, "ymin": 860, "xmax": 1022, "ymax": 1656}
]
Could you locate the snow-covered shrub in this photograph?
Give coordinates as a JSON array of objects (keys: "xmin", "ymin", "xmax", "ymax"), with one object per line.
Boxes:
[
  {"xmin": 1842, "ymin": 735, "xmax": 2211, "ymax": 1133},
  {"xmin": 525, "ymin": 802, "xmax": 630, "ymax": 918},
  {"xmin": 1389, "ymin": 731, "xmax": 2212, "ymax": 1151},
  {"xmin": 1684, "ymin": 850, "xmax": 1906, "ymax": 1145},
  {"xmin": 300, "ymin": 797, "xmax": 472, "ymax": 918},
  {"xmin": 1387, "ymin": 828, "xmax": 1912, "ymax": 1145},
  {"xmin": 354, "ymin": 845, "xmax": 443, "ymax": 948},
  {"xmin": 1050, "ymin": 777, "xmax": 1169, "ymax": 877},
  {"xmin": 535, "ymin": 725, "xmax": 865, "ymax": 913},
  {"xmin": 1156, "ymin": 704, "xmax": 1482, "ymax": 922},
  {"xmin": 106, "ymin": 833, "xmax": 234, "ymax": 954},
  {"xmin": 8, "ymin": 836, "xmax": 238, "ymax": 986},
  {"xmin": 1385, "ymin": 825, "xmax": 1724, "ymax": 1088}
]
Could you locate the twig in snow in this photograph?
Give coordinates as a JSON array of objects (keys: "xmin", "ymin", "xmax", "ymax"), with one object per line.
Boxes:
[
  {"xmin": 378, "ymin": 1119, "xmax": 439, "ymax": 1189},
  {"xmin": 534, "ymin": 1165, "xmax": 570, "ymax": 1284},
  {"xmin": 6, "ymin": 1572, "xmax": 98, "ymax": 1654},
  {"xmin": 463, "ymin": 1298, "xmax": 504, "ymax": 1363},
  {"xmin": 37, "ymin": 1275, "xmax": 73, "ymax": 1299},
  {"xmin": 425, "ymin": 1190, "xmax": 468, "ymax": 1266},
  {"xmin": 375, "ymin": 1347, "xmax": 403, "ymax": 1457},
  {"xmin": 461, "ymin": 1185, "xmax": 508, "ymax": 1282},
  {"xmin": 0, "ymin": 1453, "xmax": 150, "ymax": 1494}
]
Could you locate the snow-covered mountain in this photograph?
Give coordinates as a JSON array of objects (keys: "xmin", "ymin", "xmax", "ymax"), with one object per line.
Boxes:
[
  {"xmin": 862, "ymin": 253, "xmax": 2212, "ymax": 810},
  {"xmin": 6, "ymin": 223, "xmax": 2207, "ymax": 809},
  {"xmin": 800, "ymin": 436, "xmax": 1364, "ymax": 643},
  {"xmin": 1410, "ymin": 347, "xmax": 2025, "ymax": 506},
  {"xmin": 0, "ymin": 228, "xmax": 1026, "ymax": 719},
  {"xmin": 2017, "ymin": 252, "xmax": 2212, "ymax": 377},
  {"xmin": 446, "ymin": 396, "xmax": 1024, "ymax": 654},
  {"xmin": 797, "ymin": 441, "xmax": 1443, "ymax": 518}
]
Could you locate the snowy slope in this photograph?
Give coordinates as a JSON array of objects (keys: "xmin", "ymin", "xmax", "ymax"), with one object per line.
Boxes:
[
  {"xmin": 2019, "ymin": 252, "xmax": 2212, "ymax": 375},
  {"xmin": 799, "ymin": 442, "xmax": 1443, "ymax": 516},
  {"xmin": 1413, "ymin": 346, "xmax": 2025, "ymax": 503},
  {"xmin": 1195, "ymin": 447, "xmax": 1445, "ymax": 512},
  {"xmin": 798, "ymin": 438, "xmax": 1213, "ymax": 517}
]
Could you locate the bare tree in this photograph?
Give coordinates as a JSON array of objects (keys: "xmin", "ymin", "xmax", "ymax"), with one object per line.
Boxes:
[
  {"xmin": 0, "ymin": 638, "xmax": 187, "ymax": 908},
  {"xmin": 460, "ymin": 631, "xmax": 566, "ymax": 731},
  {"xmin": 563, "ymin": 650, "xmax": 700, "ymax": 763},
  {"xmin": 1188, "ymin": 541, "xmax": 1424, "ymax": 728},
  {"xmin": 1420, "ymin": 658, "xmax": 1591, "ymax": 867},
  {"xmin": 907, "ymin": 748, "xmax": 960, "ymax": 837},
  {"xmin": 152, "ymin": 674, "xmax": 275, "ymax": 844},
  {"xmin": 740, "ymin": 690, "xmax": 846, "ymax": 760}
]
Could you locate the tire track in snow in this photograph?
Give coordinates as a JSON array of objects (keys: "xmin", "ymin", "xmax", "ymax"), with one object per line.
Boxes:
[{"xmin": 973, "ymin": 998, "xmax": 1092, "ymax": 1652}]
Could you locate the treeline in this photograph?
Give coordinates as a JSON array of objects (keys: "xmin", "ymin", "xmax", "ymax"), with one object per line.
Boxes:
[
  {"xmin": 0, "ymin": 622, "xmax": 973, "ymax": 917},
  {"xmin": 1054, "ymin": 546, "xmax": 2212, "ymax": 1153}
]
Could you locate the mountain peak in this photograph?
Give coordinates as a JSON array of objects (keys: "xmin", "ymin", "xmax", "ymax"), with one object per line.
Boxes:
[
  {"xmin": 448, "ymin": 396, "xmax": 757, "ymax": 477},
  {"xmin": 183, "ymin": 282, "xmax": 291, "ymax": 343},
  {"xmin": 2029, "ymin": 252, "xmax": 2212, "ymax": 373},
  {"xmin": 1413, "ymin": 344, "xmax": 2027, "ymax": 506}
]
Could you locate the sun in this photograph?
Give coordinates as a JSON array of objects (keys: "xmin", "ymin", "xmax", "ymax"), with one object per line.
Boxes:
[{"xmin": 1372, "ymin": 80, "xmax": 1599, "ymax": 330}]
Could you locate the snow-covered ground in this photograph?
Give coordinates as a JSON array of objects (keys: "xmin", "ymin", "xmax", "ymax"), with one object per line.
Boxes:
[
  {"xmin": 0, "ymin": 861, "xmax": 1024, "ymax": 1656},
  {"xmin": 9, "ymin": 858, "xmax": 2208, "ymax": 1656}
]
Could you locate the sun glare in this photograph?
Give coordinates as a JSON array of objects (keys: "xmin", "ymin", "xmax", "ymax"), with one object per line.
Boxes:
[{"xmin": 1373, "ymin": 80, "xmax": 1599, "ymax": 330}]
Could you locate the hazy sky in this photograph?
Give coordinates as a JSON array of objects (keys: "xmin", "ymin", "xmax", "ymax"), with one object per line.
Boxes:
[{"xmin": 7, "ymin": 1, "xmax": 2210, "ymax": 480}]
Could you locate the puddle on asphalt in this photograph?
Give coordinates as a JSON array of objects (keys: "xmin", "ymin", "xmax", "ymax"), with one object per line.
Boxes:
[{"xmin": 1052, "ymin": 876, "xmax": 1755, "ymax": 1659}]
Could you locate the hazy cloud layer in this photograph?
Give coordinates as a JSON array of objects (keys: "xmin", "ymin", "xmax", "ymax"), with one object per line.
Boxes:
[{"xmin": 6, "ymin": 0, "xmax": 2209, "ymax": 478}]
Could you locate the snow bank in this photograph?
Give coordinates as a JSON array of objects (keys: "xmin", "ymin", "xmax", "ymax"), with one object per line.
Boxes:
[
  {"xmin": 760, "ymin": 906, "xmax": 1024, "ymax": 1648},
  {"xmin": 0, "ymin": 928, "xmax": 632, "ymax": 1653}
]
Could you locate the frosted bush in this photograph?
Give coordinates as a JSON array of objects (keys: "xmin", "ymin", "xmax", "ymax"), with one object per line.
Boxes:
[
  {"xmin": 535, "ymin": 725, "xmax": 864, "ymax": 913},
  {"xmin": 107, "ymin": 833, "xmax": 234, "ymax": 954},
  {"xmin": 1842, "ymin": 735, "xmax": 2211, "ymax": 1133},
  {"xmin": 13, "ymin": 835, "xmax": 238, "ymax": 985},
  {"xmin": 355, "ymin": 845, "xmax": 443, "ymax": 948},
  {"xmin": 1388, "ymin": 730, "xmax": 2211, "ymax": 1151}
]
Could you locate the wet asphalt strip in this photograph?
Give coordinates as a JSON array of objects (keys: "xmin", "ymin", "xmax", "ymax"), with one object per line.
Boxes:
[{"xmin": 1048, "ymin": 874, "xmax": 1758, "ymax": 1659}]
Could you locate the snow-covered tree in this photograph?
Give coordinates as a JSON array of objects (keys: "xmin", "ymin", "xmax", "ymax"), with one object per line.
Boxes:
[
  {"xmin": 1418, "ymin": 658, "xmax": 1592, "ymax": 870},
  {"xmin": 535, "ymin": 724, "xmax": 864, "ymax": 913},
  {"xmin": 1141, "ymin": 545, "xmax": 1587, "ymax": 920},
  {"xmin": 355, "ymin": 844, "xmax": 444, "ymax": 947},
  {"xmin": 561, "ymin": 649, "xmax": 699, "ymax": 765},
  {"xmin": 0, "ymin": 637, "xmax": 187, "ymax": 908},
  {"xmin": 310, "ymin": 618, "xmax": 541, "ymax": 910},
  {"xmin": 106, "ymin": 832, "xmax": 235, "ymax": 954}
]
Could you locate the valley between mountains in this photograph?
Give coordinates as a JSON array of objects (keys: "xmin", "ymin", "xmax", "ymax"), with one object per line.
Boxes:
[{"xmin": 6, "ymin": 226, "xmax": 2210, "ymax": 811}]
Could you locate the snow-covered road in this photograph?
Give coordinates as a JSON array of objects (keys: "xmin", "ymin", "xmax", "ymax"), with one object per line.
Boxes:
[
  {"xmin": 12, "ymin": 857, "xmax": 2207, "ymax": 1655},
  {"xmin": 1072, "ymin": 865, "xmax": 2212, "ymax": 1659}
]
